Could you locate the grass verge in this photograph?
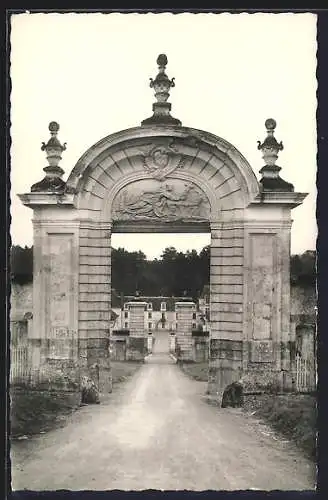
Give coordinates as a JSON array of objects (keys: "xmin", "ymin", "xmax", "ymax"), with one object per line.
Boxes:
[
  {"xmin": 243, "ymin": 393, "xmax": 317, "ymax": 459},
  {"xmin": 111, "ymin": 360, "xmax": 143, "ymax": 385},
  {"xmin": 10, "ymin": 361, "xmax": 143, "ymax": 438},
  {"xmin": 10, "ymin": 389, "xmax": 80, "ymax": 438},
  {"xmin": 178, "ymin": 362, "xmax": 316, "ymax": 459},
  {"xmin": 178, "ymin": 362, "xmax": 209, "ymax": 382}
]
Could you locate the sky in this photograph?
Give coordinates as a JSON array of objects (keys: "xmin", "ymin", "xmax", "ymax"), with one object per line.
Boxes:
[{"xmin": 10, "ymin": 12, "xmax": 317, "ymax": 260}]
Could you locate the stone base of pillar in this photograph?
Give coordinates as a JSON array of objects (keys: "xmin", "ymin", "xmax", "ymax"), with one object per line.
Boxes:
[
  {"xmin": 207, "ymin": 339, "xmax": 297, "ymax": 404},
  {"xmin": 86, "ymin": 338, "xmax": 112, "ymax": 393},
  {"xmin": 175, "ymin": 336, "xmax": 193, "ymax": 362},
  {"xmin": 207, "ymin": 339, "xmax": 243, "ymax": 398},
  {"xmin": 192, "ymin": 337, "xmax": 209, "ymax": 363},
  {"xmin": 26, "ymin": 337, "xmax": 113, "ymax": 396},
  {"xmin": 125, "ymin": 337, "xmax": 147, "ymax": 361},
  {"xmin": 27, "ymin": 338, "xmax": 80, "ymax": 391},
  {"xmin": 241, "ymin": 365, "xmax": 294, "ymax": 394}
]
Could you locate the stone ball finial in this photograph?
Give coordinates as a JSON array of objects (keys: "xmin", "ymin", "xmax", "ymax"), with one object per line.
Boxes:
[
  {"xmin": 265, "ymin": 118, "xmax": 277, "ymax": 131},
  {"xmin": 157, "ymin": 54, "xmax": 168, "ymax": 68},
  {"xmin": 49, "ymin": 121, "xmax": 60, "ymax": 133}
]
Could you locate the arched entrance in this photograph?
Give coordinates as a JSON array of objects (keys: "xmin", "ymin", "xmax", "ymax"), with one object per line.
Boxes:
[{"xmin": 19, "ymin": 55, "xmax": 307, "ymax": 399}]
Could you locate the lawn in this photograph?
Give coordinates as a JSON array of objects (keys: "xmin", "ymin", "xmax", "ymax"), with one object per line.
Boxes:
[
  {"xmin": 10, "ymin": 361, "xmax": 143, "ymax": 438},
  {"xmin": 179, "ymin": 362, "xmax": 209, "ymax": 382},
  {"xmin": 243, "ymin": 393, "xmax": 317, "ymax": 459},
  {"xmin": 10, "ymin": 389, "xmax": 80, "ymax": 438},
  {"xmin": 111, "ymin": 360, "xmax": 143, "ymax": 385},
  {"xmin": 178, "ymin": 362, "xmax": 316, "ymax": 459}
]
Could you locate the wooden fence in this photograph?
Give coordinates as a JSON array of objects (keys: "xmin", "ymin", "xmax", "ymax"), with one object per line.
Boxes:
[
  {"xmin": 295, "ymin": 353, "xmax": 316, "ymax": 393},
  {"xmin": 10, "ymin": 345, "xmax": 29, "ymax": 384}
]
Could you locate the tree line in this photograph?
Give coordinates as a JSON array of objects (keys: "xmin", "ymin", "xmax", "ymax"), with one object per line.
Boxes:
[{"xmin": 10, "ymin": 245, "xmax": 316, "ymax": 297}]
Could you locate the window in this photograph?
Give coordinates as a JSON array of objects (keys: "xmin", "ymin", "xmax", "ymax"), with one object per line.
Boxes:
[
  {"xmin": 192, "ymin": 312, "xmax": 196, "ymax": 320},
  {"xmin": 176, "ymin": 312, "xmax": 178, "ymax": 320},
  {"xmin": 148, "ymin": 312, "xmax": 152, "ymax": 319},
  {"xmin": 192, "ymin": 322, "xmax": 196, "ymax": 329},
  {"xmin": 162, "ymin": 323, "xmax": 165, "ymax": 328},
  {"xmin": 148, "ymin": 322, "xmax": 152, "ymax": 330},
  {"xmin": 124, "ymin": 312, "xmax": 128, "ymax": 319},
  {"xmin": 148, "ymin": 303, "xmax": 152, "ymax": 309},
  {"xmin": 124, "ymin": 322, "xmax": 128, "ymax": 328},
  {"xmin": 161, "ymin": 302, "xmax": 166, "ymax": 311},
  {"xmin": 161, "ymin": 312, "xmax": 165, "ymax": 321}
]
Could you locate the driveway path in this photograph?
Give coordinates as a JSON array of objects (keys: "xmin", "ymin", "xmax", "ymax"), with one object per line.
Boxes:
[{"xmin": 11, "ymin": 351, "xmax": 315, "ymax": 491}]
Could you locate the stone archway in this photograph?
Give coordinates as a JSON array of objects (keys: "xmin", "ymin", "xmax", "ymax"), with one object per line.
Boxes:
[{"xmin": 19, "ymin": 55, "xmax": 307, "ymax": 400}]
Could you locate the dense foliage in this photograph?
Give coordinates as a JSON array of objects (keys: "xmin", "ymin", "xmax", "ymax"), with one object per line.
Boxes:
[
  {"xmin": 290, "ymin": 250, "xmax": 316, "ymax": 286},
  {"xmin": 10, "ymin": 245, "xmax": 33, "ymax": 285},
  {"xmin": 112, "ymin": 245, "xmax": 210, "ymax": 299},
  {"xmin": 10, "ymin": 245, "xmax": 316, "ymax": 297}
]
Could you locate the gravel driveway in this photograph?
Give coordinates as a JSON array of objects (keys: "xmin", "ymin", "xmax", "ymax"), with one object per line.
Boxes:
[{"xmin": 11, "ymin": 350, "xmax": 315, "ymax": 491}]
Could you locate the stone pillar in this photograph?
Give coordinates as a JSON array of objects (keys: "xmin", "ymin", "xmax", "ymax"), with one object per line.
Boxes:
[
  {"xmin": 208, "ymin": 221, "xmax": 244, "ymax": 396},
  {"xmin": 29, "ymin": 218, "xmax": 80, "ymax": 390},
  {"xmin": 175, "ymin": 302, "xmax": 195, "ymax": 361},
  {"xmin": 128, "ymin": 302, "xmax": 147, "ymax": 337},
  {"xmin": 169, "ymin": 332, "xmax": 176, "ymax": 353},
  {"xmin": 147, "ymin": 333, "xmax": 153, "ymax": 353},
  {"xmin": 125, "ymin": 302, "xmax": 147, "ymax": 361},
  {"xmin": 79, "ymin": 221, "xmax": 112, "ymax": 392}
]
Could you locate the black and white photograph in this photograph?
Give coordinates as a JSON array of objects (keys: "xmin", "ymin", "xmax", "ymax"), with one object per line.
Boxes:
[{"xmin": 8, "ymin": 11, "xmax": 317, "ymax": 492}]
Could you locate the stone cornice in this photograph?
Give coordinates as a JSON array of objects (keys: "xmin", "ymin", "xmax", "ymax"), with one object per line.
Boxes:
[
  {"xmin": 18, "ymin": 192, "xmax": 75, "ymax": 208},
  {"xmin": 210, "ymin": 219, "xmax": 293, "ymax": 230},
  {"xmin": 32, "ymin": 219, "xmax": 81, "ymax": 227},
  {"xmin": 252, "ymin": 191, "xmax": 308, "ymax": 208},
  {"xmin": 112, "ymin": 220, "xmax": 210, "ymax": 234},
  {"xmin": 243, "ymin": 220, "xmax": 293, "ymax": 230}
]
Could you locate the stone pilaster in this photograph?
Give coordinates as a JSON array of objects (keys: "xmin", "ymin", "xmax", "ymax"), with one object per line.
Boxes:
[
  {"xmin": 208, "ymin": 221, "xmax": 244, "ymax": 395},
  {"xmin": 78, "ymin": 221, "xmax": 112, "ymax": 392}
]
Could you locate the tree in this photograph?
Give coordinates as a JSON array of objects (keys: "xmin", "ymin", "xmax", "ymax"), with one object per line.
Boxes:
[
  {"xmin": 290, "ymin": 250, "xmax": 316, "ymax": 286},
  {"xmin": 11, "ymin": 244, "xmax": 316, "ymax": 295},
  {"xmin": 10, "ymin": 245, "xmax": 33, "ymax": 284}
]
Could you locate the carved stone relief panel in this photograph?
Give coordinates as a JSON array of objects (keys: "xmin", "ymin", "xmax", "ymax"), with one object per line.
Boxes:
[
  {"xmin": 139, "ymin": 140, "xmax": 186, "ymax": 181},
  {"xmin": 112, "ymin": 179, "xmax": 211, "ymax": 222}
]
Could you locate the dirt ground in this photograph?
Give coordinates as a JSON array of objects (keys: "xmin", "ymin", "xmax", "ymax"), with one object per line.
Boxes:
[{"xmin": 10, "ymin": 337, "xmax": 316, "ymax": 491}]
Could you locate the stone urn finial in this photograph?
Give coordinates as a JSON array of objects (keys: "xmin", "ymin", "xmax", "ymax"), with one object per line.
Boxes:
[
  {"xmin": 41, "ymin": 121, "xmax": 67, "ymax": 171},
  {"xmin": 149, "ymin": 54, "xmax": 175, "ymax": 103},
  {"xmin": 257, "ymin": 118, "xmax": 284, "ymax": 166},
  {"xmin": 257, "ymin": 119, "xmax": 294, "ymax": 192},
  {"xmin": 141, "ymin": 54, "xmax": 181, "ymax": 126},
  {"xmin": 30, "ymin": 122, "xmax": 67, "ymax": 192}
]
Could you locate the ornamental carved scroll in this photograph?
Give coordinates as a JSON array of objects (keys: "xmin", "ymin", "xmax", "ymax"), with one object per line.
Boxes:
[
  {"xmin": 139, "ymin": 141, "xmax": 186, "ymax": 181},
  {"xmin": 112, "ymin": 180, "xmax": 211, "ymax": 222}
]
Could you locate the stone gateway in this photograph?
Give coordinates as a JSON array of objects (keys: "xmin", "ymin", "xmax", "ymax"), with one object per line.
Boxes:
[{"xmin": 18, "ymin": 55, "xmax": 307, "ymax": 403}]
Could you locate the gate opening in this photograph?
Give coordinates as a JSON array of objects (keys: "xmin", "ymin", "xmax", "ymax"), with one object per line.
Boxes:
[{"xmin": 110, "ymin": 233, "xmax": 210, "ymax": 364}]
